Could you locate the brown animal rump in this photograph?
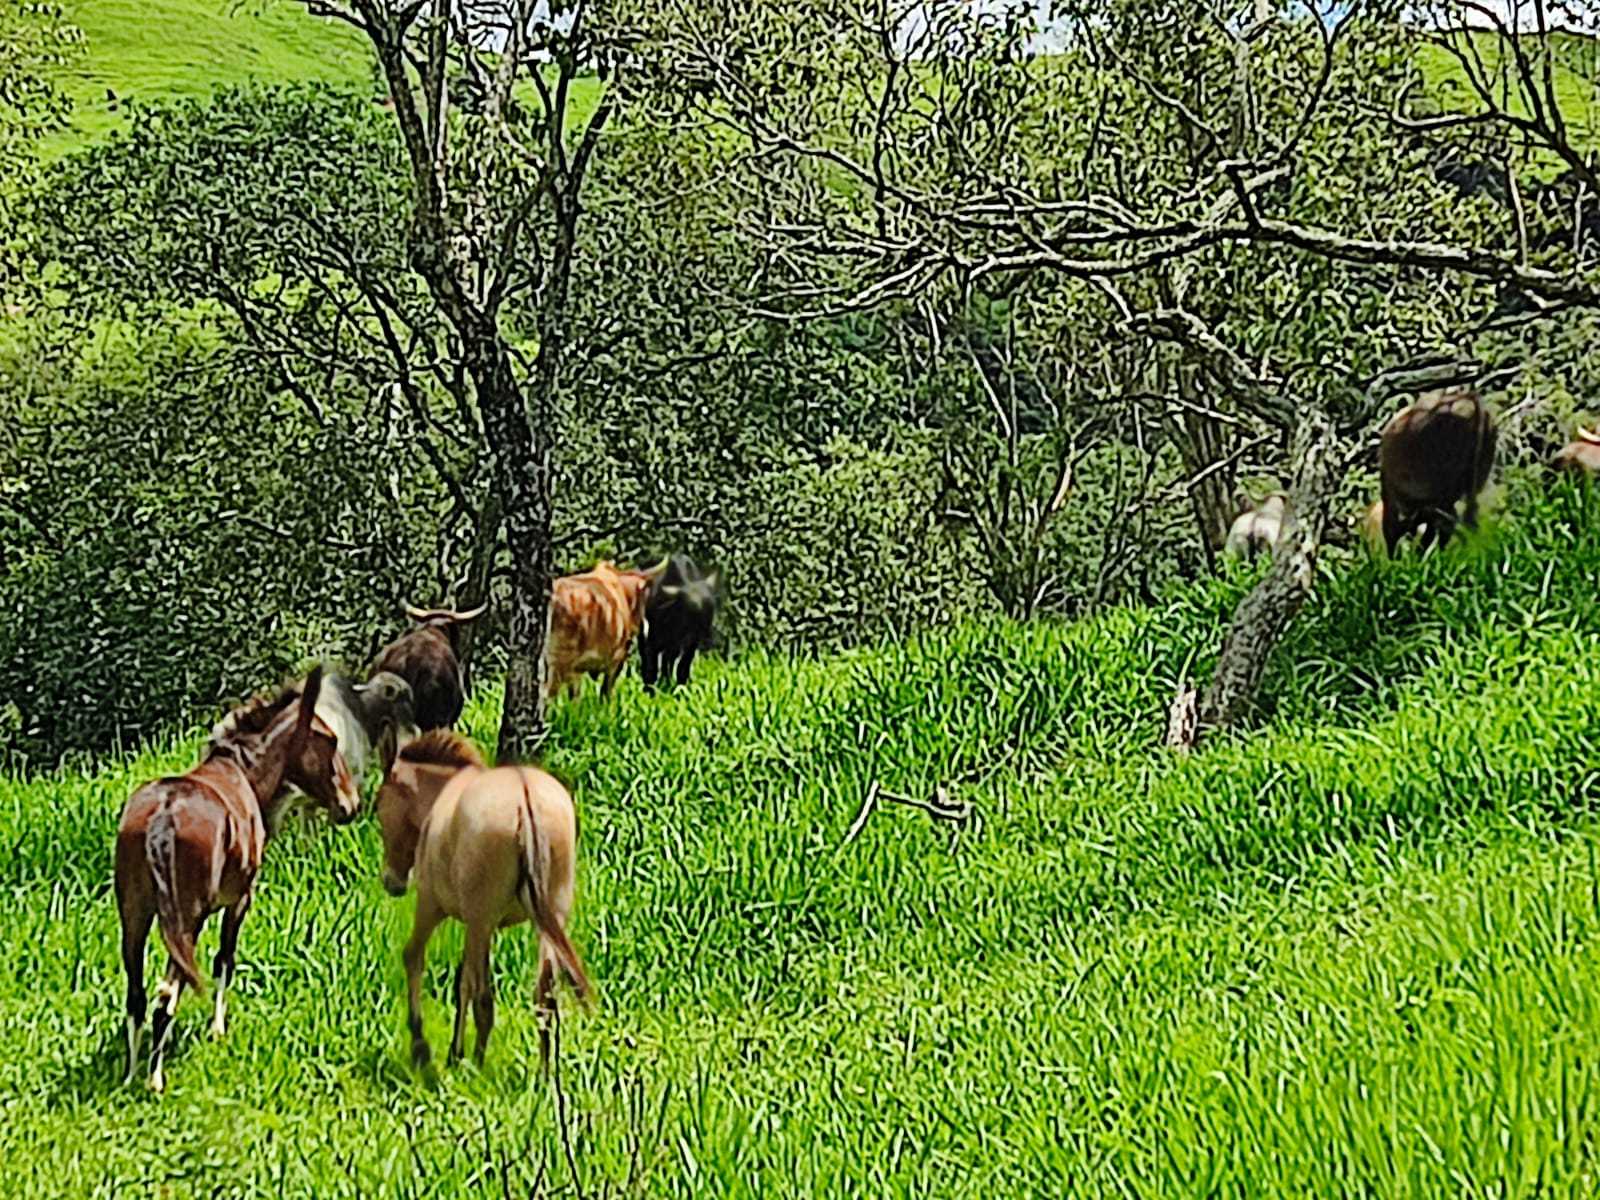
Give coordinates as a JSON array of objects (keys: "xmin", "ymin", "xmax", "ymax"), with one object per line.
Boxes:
[
  {"xmin": 1378, "ymin": 387, "xmax": 1497, "ymax": 555},
  {"xmin": 546, "ymin": 560, "xmax": 666, "ymax": 700}
]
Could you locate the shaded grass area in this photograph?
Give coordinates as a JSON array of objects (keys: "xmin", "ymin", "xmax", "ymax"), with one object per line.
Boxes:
[{"xmin": 2, "ymin": 485, "xmax": 1600, "ymax": 1195}]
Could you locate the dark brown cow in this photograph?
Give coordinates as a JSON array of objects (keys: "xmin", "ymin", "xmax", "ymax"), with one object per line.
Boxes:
[
  {"xmin": 1551, "ymin": 427, "xmax": 1600, "ymax": 478},
  {"xmin": 1378, "ymin": 387, "xmax": 1497, "ymax": 555},
  {"xmin": 368, "ymin": 603, "xmax": 486, "ymax": 732}
]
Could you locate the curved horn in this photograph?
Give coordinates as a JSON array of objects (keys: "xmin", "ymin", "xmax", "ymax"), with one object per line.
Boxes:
[
  {"xmin": 403, "ymin": 601, "xmax": 432, "ymax": 621},
  {"xmin": 450, "ymin": 602, "xmax": 487, "ymax": 622},
  {"xmin": 1578, "ymin": 426, "xmax": 1600, "ymax": 445}
]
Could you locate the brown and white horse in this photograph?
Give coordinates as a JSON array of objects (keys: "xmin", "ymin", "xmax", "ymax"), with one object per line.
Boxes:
[
  {"xmin": 376, "ymin": 731, "xmax": 590, "ymax": 1069},
  {"xmin": 114, "ymin": 666, "xmax": 359, "ymax": 1091}
]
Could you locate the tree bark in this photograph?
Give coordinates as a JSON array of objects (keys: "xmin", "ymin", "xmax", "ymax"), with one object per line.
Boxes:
[
  {"xmin": 453, "ymin": 490, "xmax": 504, "ymax": 696},
  {"xmin": 466, "ymin": 337, "xmax": 554, "ymax": 764},
  {"xmin": 1195, "ymin": 408, "xmax": 1338, "ymax": 735},
  {"xmin": 1169, "ymin": 363, "xmax": 1239, "ymax": 569}
]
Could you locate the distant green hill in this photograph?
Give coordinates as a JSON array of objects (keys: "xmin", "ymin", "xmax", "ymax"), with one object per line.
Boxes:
[{"xmin": 43, "ymin": 0, "xmax": 374, "ymax": 156}]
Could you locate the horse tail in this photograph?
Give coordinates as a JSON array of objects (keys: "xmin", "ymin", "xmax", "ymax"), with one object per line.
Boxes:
[
  {"xmin": 145, "ymin": 802, "xmax": 205, "ymax": 994},
  {"xmin": 516, "ymin": 773, "xmax": 591, "ymax": 1004}
]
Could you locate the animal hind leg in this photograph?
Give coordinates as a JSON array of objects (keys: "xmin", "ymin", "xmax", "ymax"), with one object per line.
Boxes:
[
  {"xmin": 450, "ymin": 923, "xmax": 491, "ymax": 1065},
  {"xmin": 472, "ymin": 946, "xmax": 495, "ymax": 1066},
  {"xmin": 1381, "ymin": 494, "xmax": 1408, "ymax": 557},
  {"xmin": 118, "ymin": 897, "xmax": 154, "ymax": 1085},
  {"xmin": 675, "ymin": 645, "xmax": 698, "ymax": 687},
  {"xmin": 403, "ymin": 895, "xmax": 443, "ymax": 1068},
  {"xmin": 210, "ymin": 893, "xmax": 251, "ymax": 1039},
  {"xmin": 147, "ymin": 955, "xmax": 190, "ymax": 1094}
]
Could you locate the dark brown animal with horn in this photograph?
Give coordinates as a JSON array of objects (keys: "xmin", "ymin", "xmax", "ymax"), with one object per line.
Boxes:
[
  {"xmin": 368, "ymin": 602, "xmax": 486, "ymax": 769},
  {"xmin": 1377, "ymin": 387, "xmax": 1497, "ymax": 555},
  {"xmin": 1551, "ymin": 426, "xmax": 1600, "ymax": 478},
  {"xmin": 114, "ymin": 666, "xmax": 359, "ymax": 1092}
]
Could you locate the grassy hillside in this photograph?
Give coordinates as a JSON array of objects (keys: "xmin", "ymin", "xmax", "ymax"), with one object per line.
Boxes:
[
  {"xmin": 42, "ymin": 0, "xmax": 374, "ymax": 155},
  {"xmin": 3, "ymin": 481, "xmax": 1600, "ymax": 1195}
]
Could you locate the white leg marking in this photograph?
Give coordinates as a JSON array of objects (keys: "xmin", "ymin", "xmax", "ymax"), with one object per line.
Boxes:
[
  {"xmin": 149, "ymin": 1063, "xmax": 165, "ymax": 1094},
  {"xmin": 124, "ymin": 1016, "xmax": 141, "ymax": 1085},
  {"xmin": 211, "ymin": 969, "xmax": 228, "ymax": 1039}
]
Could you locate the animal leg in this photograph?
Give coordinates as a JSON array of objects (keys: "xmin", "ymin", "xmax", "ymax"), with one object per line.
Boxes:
[
  {"xmin": 1418, "ymin": 510, "xmax": 1456, "ymax": 553},
  {"xmin": 450, "ymin": 923, "xmax": 492, "ymax": 1065},
  {"xmin": 536, "ymin": 955, "xmax": 556, "ymax": 1075},
  {"xmin": 1381, "ymin": 496, "xmax": 1408, "ymax": 557},
  {"xmin": 147, "ymin": 956, "xmax": 189, "ymax": 1094},
  {"xmin": 210, "ymin": 893, "xmax": 251, "ymax": 1039},
  {"xmin": 601, "ymin": 659, "xmax": 624, "ymax": 698},
  {"xmin": 403, "ymin": 896, "xmax": 443, "ymax": 1068},
  {"xmin": 675, "ymin": 645, "xmax": 698, "ymax": 687},
  {"xmin": 473, "ymin": 951, "xmax": 495, "ymax": 1066},
  {"xmin": 118, "ymin": 896, "xmax": 154, "ymax": 1086},
  {"xmin": 640, "ymin": 643, "xmax": 661, "ymax": 692}
]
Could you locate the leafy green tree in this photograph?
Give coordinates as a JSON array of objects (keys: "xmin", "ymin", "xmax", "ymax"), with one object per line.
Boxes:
[
  {"xmin": 0, "ymin": 1, "xmax": 78, "ymax": 181},
  {"xmin": 636, "ymin": 0, "xmax": 1599, "ymax": 739}
]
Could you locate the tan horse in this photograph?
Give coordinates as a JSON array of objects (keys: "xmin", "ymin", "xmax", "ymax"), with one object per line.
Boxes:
[{"xmin": 376, "ymin": 731, "xmax": 591, "ymax": 1069}]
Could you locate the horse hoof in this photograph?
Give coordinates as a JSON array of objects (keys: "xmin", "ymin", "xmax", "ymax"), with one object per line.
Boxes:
[
  {"xmin": 148, "ymin": 1072, "xmax": 165, "ymax": 1095},
  {"xmin": 210, "ymin": 1020, "xmax": 226, "ymax": 1040}
]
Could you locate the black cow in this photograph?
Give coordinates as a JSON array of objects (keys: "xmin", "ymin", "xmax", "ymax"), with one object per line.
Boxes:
[{"xmin": 639, "ymin": 556, "xmax": 719, "ymax": 690}]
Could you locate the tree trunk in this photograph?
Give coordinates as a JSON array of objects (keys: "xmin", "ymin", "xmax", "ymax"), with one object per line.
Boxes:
[
  {"xmin": 453, "ymin": 491, "xmax": 504, "ymax": 694},
  {"xmin": 468, "ymin": 338, "xmax": 554, "ymax": 764},
  {"xmin": 1195, "ymin": 409, "xmax": 1337, "ymax": 735},
  {"xmin": 1175, "ymin": 366, "xmax": 1239, "ymax": 569}
]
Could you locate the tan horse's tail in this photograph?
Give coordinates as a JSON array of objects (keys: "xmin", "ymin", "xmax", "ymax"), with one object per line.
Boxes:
[
  {"xmin": 145, "ymin": 801, "xmax": 205, "ymax": 994},
  {"xmin": 516, "ymin": 775, "xmax": 591, "ymax": 1003}
]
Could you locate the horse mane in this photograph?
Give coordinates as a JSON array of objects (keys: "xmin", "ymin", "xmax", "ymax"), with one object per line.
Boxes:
[
  {"xmin": 207, "ymin": 683, "xmax": 301, "ymax": 754},
  {"xmin": 397, "ymin": 729, "xmax": 486, "ymax": 769}
]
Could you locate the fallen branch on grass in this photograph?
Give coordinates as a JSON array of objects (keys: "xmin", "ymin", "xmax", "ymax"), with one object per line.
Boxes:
[{"xmin": 841, "ymin": 781, "xmax": 975, "ymax": 846}]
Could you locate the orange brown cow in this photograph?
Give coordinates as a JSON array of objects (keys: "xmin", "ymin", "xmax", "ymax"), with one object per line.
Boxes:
[
  {"xmin": 545, "ymin": 560, "xmax": 666, "ymax": 700},
  {"xmin": 1551, "ymin": 426, "xmax": 1600, "ymax": 478}
]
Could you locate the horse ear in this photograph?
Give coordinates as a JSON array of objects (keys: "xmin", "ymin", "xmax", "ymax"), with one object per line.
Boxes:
[{"xmin": 295, "ymin": 665, "xmax": 324, "ymax": 748}]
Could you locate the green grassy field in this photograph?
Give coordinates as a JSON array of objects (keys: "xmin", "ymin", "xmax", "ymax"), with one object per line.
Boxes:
[
  {"xmin": 39, "ymin": 0, "xmax": 374, "ymax": 155},
  {"xmin": 3, "ymin": 482, "xmax": 1600, "ymax": 1196}
]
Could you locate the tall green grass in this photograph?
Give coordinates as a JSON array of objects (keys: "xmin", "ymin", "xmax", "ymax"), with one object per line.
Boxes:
[{"xmin": 2, "ymin": 483, "xmax": 1600, "ymax": 1196}]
